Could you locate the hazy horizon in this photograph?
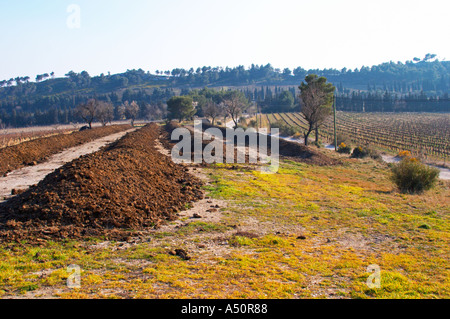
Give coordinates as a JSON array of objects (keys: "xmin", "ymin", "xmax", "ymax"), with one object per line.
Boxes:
[{"xmin": 1, "ymin": 0, "xmax": 450, "ymax": 81}]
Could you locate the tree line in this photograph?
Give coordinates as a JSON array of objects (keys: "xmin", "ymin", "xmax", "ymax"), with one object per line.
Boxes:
[
  {"xmin": 1, "ymin": 84, "xmax": 448, "ymax": 129},
  {"xmin": 241, "ymin": 86, "xmax": 449, "ymax": 113},
  {"xmin": 153, "ymin": 54, "xmax": 450, "ymax": 95},
  {"xmin": 1, "ymin": 55, "xmax": 449, "ymax": 102},
  {"xmin": 0, "ymin": 87, "xmax": 172, "ymax": 128},
  {"xmin": 335, "ymin": 91, "xmax": 450, "ymax": 113},
  {"xmin": 1, "ymin": 56, "xmax": 449, "ymax": 128}
]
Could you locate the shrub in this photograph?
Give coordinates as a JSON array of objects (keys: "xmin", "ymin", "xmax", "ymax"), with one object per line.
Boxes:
[
  {"xmin": 337, "ymin": 142, "xmax": 352, "ymax": 154},
  {"xmin": 367, "ymin": 147, "xmax": 382, "ymax": 161},
  {"xmin": 248, "ymin": 119, "xmax": 258, "ymax": 128},
  {"xmin": 270, "ymin": 120, "xmax": 298, "ymax": 137},
  {"xmin": 351, "ymin": 145, "xmax": 382, "ymax": 160},
  {"xmin": 292, "ymin": 132, "xmax": 302, "ymax": 140},
  {"xmin": 352, "ymin": 146, "xmax": 365, "ymax": 158},
  {"xmin": 390, "ymin": 159, "xmax": 440, "ymax": 194},
  {"xmin": 239, "ymin": 116, "xmax": 247, "ymax": 125},
  {"xmin": 397, "ymin": 150, "xmax": 412, "ymax": 158},
  {"xmin": 336, "ymin": 133, "xmax": 351, "ymax": 147}
]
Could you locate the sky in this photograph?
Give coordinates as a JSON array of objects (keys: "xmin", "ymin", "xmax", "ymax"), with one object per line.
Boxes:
[{"xmin": 1, "ymin": 0, "xmax": 450, "ymax": 81}]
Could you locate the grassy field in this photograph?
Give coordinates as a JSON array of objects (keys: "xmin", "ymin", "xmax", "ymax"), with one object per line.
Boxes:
[{"xmin": 1, "ymin": 151, "xmax": 448, "ymax": 299}]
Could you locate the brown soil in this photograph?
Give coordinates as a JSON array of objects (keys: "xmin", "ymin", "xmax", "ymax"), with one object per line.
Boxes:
[
  {"xmin": 0, "ymin": 124, "xmax": 132, "ymax": 177},
  {"xmin": 277, "ymin": 139, "xmax": 341, "ymax": 166},
  {"xmin": 0, "ymin": 124, "xmax": 204, "ymax": 242},
  {"xmin": 162, "ymin": 121, "xmax": 226, "ymax": 164}
]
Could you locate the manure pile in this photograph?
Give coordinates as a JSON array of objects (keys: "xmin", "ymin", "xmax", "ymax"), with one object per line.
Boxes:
[{"xmin": 0, "ymin": 123, "xmax": 204, "ymax": 242}]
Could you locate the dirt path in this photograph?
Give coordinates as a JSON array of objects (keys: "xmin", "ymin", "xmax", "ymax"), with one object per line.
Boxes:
[
  {"xmin": 0, "ymin": 128, "xmax": 137, "ymax": 202},
  {"xmin": 154, "ymin": 137, "xmax": 227, "ymax": 228}
]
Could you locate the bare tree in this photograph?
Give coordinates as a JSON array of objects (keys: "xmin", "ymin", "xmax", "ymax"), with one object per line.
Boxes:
[
  {"xmin": 299, "ymin": 75, "xmax": 335, "ymax": 146},
  {"xmin": 74, "ymin": 99, "xmax": 99, "ymax": 129},
  {"xmin": 96, "ymin": 101, "xmax": 114, "ymax": 126},
  {"xmin": 144, "ymin": 102, "xmax": 166, "ymax": 121},
  {"xmin": 125, "ymin": 100, "xmax": 140, "ymax": 126},
  {"xmin": 203, "ymin": 99, "xmax": 222, "ymax": 125},
  {"xmin": 223, "ymin": 91, "xmax": 248, "ymax": 128},
  {"xmin": 116, "ymin": 103, "xmax": 126, "ymax": 121}
]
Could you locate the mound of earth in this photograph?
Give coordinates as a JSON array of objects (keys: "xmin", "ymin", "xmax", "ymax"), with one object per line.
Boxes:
[
  {"xmin": 0, "ymin": 124, "xmax": 132, "ymax": 177},
  {"xmin": 164, "ymin": 122, "xmax": 340, "ymax": 166},
  {"xmin": 203, "ymin": 123, "xmax": 340, "ymax": 166},
  {"xmin": 161, "ymin": 121, "xmax": 217, "ymax": 161},
  {"xmin": 276, "ymin": 139, "xmax": 341, "ymax": 166},
  {"xmin": 0, "ymin": 123, "xmax": 204, "ymax": 242}
]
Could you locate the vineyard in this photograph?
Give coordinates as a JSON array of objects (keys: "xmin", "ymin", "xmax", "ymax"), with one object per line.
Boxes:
[
  {"xmin": 255, "ymin": 112, "xmax": 450, "ymax": 162},
  {"xmin": 0, "ymin": 128, "xmax": 74, "ymax": 149}
]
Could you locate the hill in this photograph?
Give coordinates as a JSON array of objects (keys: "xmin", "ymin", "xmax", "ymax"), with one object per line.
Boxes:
[{"xmin": 1, "ymin": 56, "xmax": 449, "ymax": 127}]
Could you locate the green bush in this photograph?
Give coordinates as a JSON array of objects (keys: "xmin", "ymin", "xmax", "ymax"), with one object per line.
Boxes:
[
  {"xmin": 248, "ymin": 119, "xmax": 258, "ymax": 128},
  {"xmin": 390, "ymin": 159, "xmax": 440, "ymax": 194},
  {"xmin": 336, "ymin": 133, "xmax": 351, "ymax": 147},
  {"xmin": 270, "ymin": 120, "xmax": 298, "ymax": 137},
  {"xmin": 351, "ymin": 145, "xmax": 382, "ymax": 160},
  {"xmin": 337, "ymin": 142, "xmax": 352, "ymax": 154},
  {"xmin": 351, "ymin": 146, "xmax": 366, "ymax": 158}
]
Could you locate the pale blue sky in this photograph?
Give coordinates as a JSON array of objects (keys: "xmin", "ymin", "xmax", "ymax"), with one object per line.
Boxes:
[{"xmin": 1, "ymin": 0, "xmax": 449, "ymax": 80}]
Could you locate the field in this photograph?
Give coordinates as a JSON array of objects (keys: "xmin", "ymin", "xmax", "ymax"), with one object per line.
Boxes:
[
  {"xmin": 0, "ymin": 128, "xmax": 75, "ymax": 150},
  {"xmin": 0, "ymin": 122, "xmax": 448, "ymax": 299},
  {"xmin": 256, "ymin": 112, "xmax": 450, "ymax": 163},
  {"xmin": 0, "ymin": 124, "xmax": 132, "ymax": 177},
  {"xmin": 0, "ymin": 120, "xmax": 146, "ymax": 150}
]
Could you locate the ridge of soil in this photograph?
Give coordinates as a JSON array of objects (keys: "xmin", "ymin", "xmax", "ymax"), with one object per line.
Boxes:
[
  {"xmin": 0, "ymin": 123, "xmax": 204, "ymax": 243},
  {"xmin": 164, "ymin": 121, "xmax": 340, "ymax": 166},
  {"xmin": 277, "ymin": 138, "xmax": 341, "ymax": 166},
  {"xmin": 0, "ymin": 124, "xmax": 132, "ymax": 177}
]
